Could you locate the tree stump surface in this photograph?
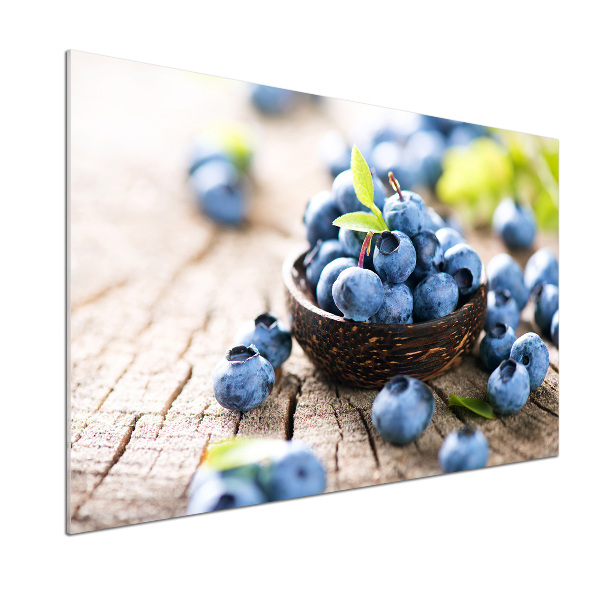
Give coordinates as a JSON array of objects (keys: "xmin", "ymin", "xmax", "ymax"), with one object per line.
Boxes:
[{"xmin": 68, "ymin": 52, "xmax": 558, "ymax": 533}]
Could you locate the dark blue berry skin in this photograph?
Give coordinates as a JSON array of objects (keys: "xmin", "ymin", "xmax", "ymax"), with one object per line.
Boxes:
[
  {"xmin": 187, "ymin": 472, "xmax": 267, "ymax": 514},
  {"xmin": 492, "ymin": 198, "xmax": 536, "ymax": 249},
  {"xmin": 250, "ymin": 84, "xmax": 297, "ymax": 115},
  {"xmin": 487, "ymin": 253, "xmax": 529, "ymax": 311},
  {"xmin": 480, "ymin": 323, "xmax": 517, "ymax": 373},
  {"xmin": 550, "ymin": 311, "xmax": 559, "ymax": 347},
  {"xmin": 383, "ymin": 190, "xmax": 426, "ymax": 238},
  {"xmin": 438, "ymin": 426, "xmax": 489, "ymax": 473},
  {"xmin": 316, "ymin": 257, "xmax": 358, "ymax": 316},
  {"xmin": 370, "ymin": 282, "xmax": 413, "ymax": 324},
  {"xmin": 371, "ymin": 375, "xmax": 435, "ymax": 445},
  {"xmin": 485, "ymin": 289, "xmax": 520, "ymax": 332},
  {"xmin": 318, "ymin": 131, "xmax": 351, "ymax": 179},
  {"xmin": 332, "ymin": 169, "xmax": 386, "ymax": 213},
  {"xmin": 212, "ymin": 345, "xmax": 275, "ymax": 412},
  {"xmin": 305, "ymin": 239, "xmax": 348, "ymax": 291},
  {"xmin": 524, "ymin": 248, "xmax": 559, "ymax": 294},
  {"xmin": 338, "ymin": 229, "xmax": 380, "ymax": 271},
  {"xmin": 413, "ymin": 272, "xmax": 459, "ymax": 322},
  {"xmin": 189, "ymin": 160, "xmax": 247, "ymax": 226},
  {"xmin": 510, "ymin": 332, "xmax": 549, "ymax": 391},
  {"xmin": 234, "ymin": 313, "xmax": 292, "ymax": 370},
  {"xmin": 304, "ymin": 191, "xmax": 342, "ymax": 248},
  {"xmin": 424, "ymin": 207, "xmax": 446, "ymax": 232},
  {"xmin": 258, "ymin": 442, "xmax": 326, "ymax": 501},
  {"xmin": 405, "ymin": 129, "xmax": 446, "ymax": 187},
  {"xmin": 332, "ymin": 267, "xmax": 384, "ymax": 322},
  {"xmin": 436, "ymin": 227, "xmax": 464, "ymax": 255},
  {"xmin": 533, "ymin": 283, "xmax": 559, "ymax": 336},
  {"xmin": 411, "ymin": 230, "xmax": 445, "ymax": 281},
  {"xmin": 373, "ymin": 230, "xmax": 417, "ymax": 284},
  {"xmin": 443, "ymin": 243, "xmax": 483, "ymax": 296},
  {"xmin": 421, "ymin": 115, "xmax": 459, "ymax": 135},
  {"xmin": 187, "ymin": 140, "xmax": 231, "ymax": 175},
  {"xmin": 487, "ymin": 359, "xmax": 530, "ymax": 415}
]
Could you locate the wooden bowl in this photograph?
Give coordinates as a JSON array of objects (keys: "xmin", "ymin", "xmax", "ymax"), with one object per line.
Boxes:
[{"xmin": 283, "ymin": 248, "xmax": 487, "ymax": 389}]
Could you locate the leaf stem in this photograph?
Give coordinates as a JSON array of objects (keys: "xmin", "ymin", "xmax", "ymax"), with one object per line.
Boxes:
[{"xmin": 358, "ymin": 231, "xmax": 375, "ymax": 269}]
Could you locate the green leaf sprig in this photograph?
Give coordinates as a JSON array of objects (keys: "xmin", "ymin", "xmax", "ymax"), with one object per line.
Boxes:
[
  {"xmin": 332, "ymin": 145, "xmax": 389, "ymax": 234},
  {"xmin": 449, "ymin": 394, "xmax": 496, "ymax": 420}
]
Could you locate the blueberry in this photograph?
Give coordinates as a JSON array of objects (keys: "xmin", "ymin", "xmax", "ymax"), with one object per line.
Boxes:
[
  {"xmin": 447, "ymin": 124, "xmax": 485, "ymax": 147},
  {"xmin": 303, "ymin": 191, "xmax": 342, "ymax": 248},
  {"xmin": 373, "ymin": 230, "xmax": 417, "ymax": 284},
  {"xmin": 370, "ymin": 282, "xmax": 413, "ymax": 324},
  {"xmin": 487, "ymin": 358, "xmax": 530, "ymax": 415},
  {"xmin": 186, "ymin": 139, "xmax": 231, "ymax": 175},
  {"xmin": 485, "ymin": 289, "xmax": 520, "ymax": 332},
  {"xmin": 413, "ymin": 272, "xmax": 459, "ymax": 322},
  {"xmin": 383, "ymin": 190, "xmax": 426, "ymax": 238},
  {"xmin": 510, "ymin": 332, "xmax": 549, "ymax": 391},
  {"xmin": 318, "ymin": 131, "xmax": 351, "ymax": 179},
  {"xmin": 492, "ymin": 198, "xmax": 536, "ymax": 249},
  {"xmin": 423, "ymin": 207, "xmax": 446, "ymax": 232},
  {"xmin": 411, "ymin": 230, "xmax": 445, "ymax": 281},
  {"xmin": 332, "ymin": 169, "xmax": 386, "ymax": 213},
  {"xmin": 250, "ymin": 84, "xmax": 297, "ymax": 115},
  {"xmin": 479, "ymin": 322, "xmax": 517, "ymax": 373},
  {"xmin": 524, "ymin": 248, "xmax": 559, "ymax": 294},
  {"xmin": 421, "ymin": 115, "xmax": 459, "ymax": 135},
  {"xmin": 370, "ymin": 141, "xmax": 404, "ymax": 186},
  {"xmin": 187, "ymin": 472, "xmax": 267, "ymax": 514},
  {"xmin": 550, "ymin": 310, "xmax": 559, "ymax": 347},
  {"xmin": 443, "ymin": 243, "xmax": 483, "ymax": 296},
  {"xmin": 332, "ymin": 266, "xmax": 384, "ymax": 322},
  {"xmin": 404, "ymin": 129, "xmax": 447, "ymax": 188},
  {"xmin": 212, "ymin": 345, "xmax": 275, "ymax": 411},
  {"xmin": 438, "ymin": 425, "xmax": 489, "ymax": 473},
  {"xmin": 371, "ymin": 375, "xmax": 435, "ymax": 445},
  {"xmin": 304, "ymin": 239, "xmax": 348, "ymax": 291},
  {"xmin": 533, "ymin": 283, "xmax": 559, "ymax": 336},
  {"xmin": 338, "ymin": 229, "xmax": 381, "ymax": 271},
  {"xmin": 234, "ymin": 313, "xmax": 292, "ymax": 370},
  {"xmin": 435, "ymin": 227, "xmax": 465, "ymax": 255},
  {"xmin": 189, "ymin": 160, "xmax": 247, "ymax": 226},
  {"xmin": 316, "ymin": 257, "xmax": 358, "ymax": 316},
  {"xmin": 487, "ymin": 253, "xmax": 529, "ymax": 311},
  {"xmin": 258, "ymin": 442, "xmax": 326, "ymax": 501}
]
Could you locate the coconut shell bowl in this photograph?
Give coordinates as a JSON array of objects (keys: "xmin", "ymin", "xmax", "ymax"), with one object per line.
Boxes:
[{"xmin": 283, "ymin": 249, "xmax": 487, "ymax": 389}]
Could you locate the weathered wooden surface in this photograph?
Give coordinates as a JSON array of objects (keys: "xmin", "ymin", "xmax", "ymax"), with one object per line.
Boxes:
[{"xmin": 68, "ymin": 51, "xmax": 558, "ymax": 533}]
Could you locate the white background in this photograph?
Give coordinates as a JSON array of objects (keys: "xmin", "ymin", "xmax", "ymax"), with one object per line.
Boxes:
[{"xmin": 2, "ymin": 1, "xmax": 598, "ymax": 598}]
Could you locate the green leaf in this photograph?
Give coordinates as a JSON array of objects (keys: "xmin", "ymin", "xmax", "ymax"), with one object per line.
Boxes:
[
  {"xmin": 203, "ymin": 438, "xmax": 285, "ymax": 471},
  {"xmin": 351, "ymin": 145, "xmax": 375, "ymax": 210},
  {"xmin": 449, "ymin": 394, "xmax": 496, "ymax": 420},
  {"xmin": 333, "ymin": 212, "xmax": 387, "ymax": 233}
]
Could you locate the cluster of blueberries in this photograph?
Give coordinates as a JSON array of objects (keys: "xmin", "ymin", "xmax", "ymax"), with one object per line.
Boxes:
[
  {"xmin": 319, "ymin": 113, "xmax": 490, "ymax": 188},
  {"xmin": 371, "ymin": 374, "xmax": 489, "ymax": 472},
  {"xmin": 481, "ymin": 246, "xmax": 558, "ymax": 414},
  {"xmin": 186, "ymin": 440, "xmax": 326, "ymax": 514},
  {"xmin": 304, "ymin": 169, "xmax": 482, "ymax": 324},
  {"xmin": 187, "ymin": 138, "xmax": 250, "ymax": 226},
  {"xmin": 249, "ymin": 83, "xmax": 320, "ymax": 116},
  {"xmin": 212, "ymin": 313, "xmax": 293, "ymax": 412},
  {"xmin": 190, "ymin": 313, "xmax": 327, "ymax": 513}
]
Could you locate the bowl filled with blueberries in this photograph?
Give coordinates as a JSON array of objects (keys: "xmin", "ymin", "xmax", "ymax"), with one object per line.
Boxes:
[{"xmin": 283, "ymin": 146, "xmax": 487, "ymax": 389}]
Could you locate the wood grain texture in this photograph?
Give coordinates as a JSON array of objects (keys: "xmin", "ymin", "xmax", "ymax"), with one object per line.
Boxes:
[{"xmin": 68, "ymin": 51, "xmax": 559, "ymax": 533}]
